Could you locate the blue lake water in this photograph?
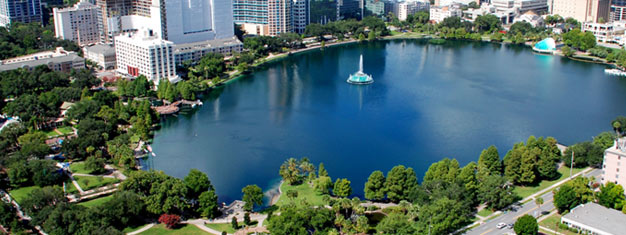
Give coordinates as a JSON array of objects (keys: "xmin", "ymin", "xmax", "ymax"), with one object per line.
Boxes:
[{"xmin": 150, "ymin": 40, "xmax": 626, "ymax": 203}]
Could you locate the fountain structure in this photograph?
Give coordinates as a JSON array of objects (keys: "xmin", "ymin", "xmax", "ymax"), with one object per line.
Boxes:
[{"xmin": 347, "ymin": 54, "xmax": 373, "ymax": 84}]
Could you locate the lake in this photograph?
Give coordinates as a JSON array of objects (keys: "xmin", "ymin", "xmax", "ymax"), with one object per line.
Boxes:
[{"xmin": 150, "ymin": 40, "xmax": 626, "ymax": 203}]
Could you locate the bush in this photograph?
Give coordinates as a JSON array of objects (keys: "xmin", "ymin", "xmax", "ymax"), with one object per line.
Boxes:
[
  {"xmin": 514, "ymin": 214, "xmax": 538, "ymax": 235},
  {"xmin": 231, "ymin": 216, "xmax": 238, "ymax": 229},
  {"xmin": 158, "ymin": 214, "xmax": 181, "ymax": 229},
  {"xmin": 244, "ymin": 212, "xmax": 251, "ymax": 225}
]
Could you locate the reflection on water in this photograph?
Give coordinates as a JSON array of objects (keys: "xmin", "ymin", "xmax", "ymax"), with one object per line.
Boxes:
[{"xmin": 151, "ymin": 39, "xmax": 626, "ymax": 203}]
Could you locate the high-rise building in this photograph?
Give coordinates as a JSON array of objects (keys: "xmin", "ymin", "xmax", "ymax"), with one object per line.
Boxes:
[
  {"xmin": 0, "ymin": 0, "xmax": 43, "ymax": 27},
  {"xmin": 268, "ymin": 0, "xmax": 292, "ymax": 35},
  {"xmin": 364, "ymin": 0, "xmax": 385, "ymax": 16},
  {"xmin": 552, "ymin": 0, "xmax": 610, "ymax": 23},
  {"xmin": 395, "ymin": 0, "xmax": 429, "ymax": 21},
  {"xmin": 611, "ymin": 0, "xmax": 626, "ymax": 22},
  {"xmin": 292, "ymin": 0, "xmax": 308, "ymax": 33},
  {"xmin": 115, "ymin": 28, "xmax": 178, "ymax": 84},
  {"xmin": 602, "ymin": 138, "xmax": 626, "ymax": 189},
  {"xmin": 338, "ymin": 0, "xmax": 361, "ymax": 19},
  {"xmin": 233, "ymin": 0, "xmax": 269, "ymax": 35},
  {"xmin": 53, "ymin": 0, "xmax": 102, "ymax": 46},
  {"xmin": 310, "ymin": 0, "xmax": 338, "ymax": 24}
]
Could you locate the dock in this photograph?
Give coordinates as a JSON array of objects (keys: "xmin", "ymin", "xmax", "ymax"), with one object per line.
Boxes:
[{"xmin": 153, "ymin": 99, "xmax": 203, "ymax": 115}]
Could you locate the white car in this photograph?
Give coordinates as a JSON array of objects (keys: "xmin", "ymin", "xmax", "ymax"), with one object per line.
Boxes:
[{"xmin": 496, "ymin": 222, "xmax": 507, "ymax": 229}]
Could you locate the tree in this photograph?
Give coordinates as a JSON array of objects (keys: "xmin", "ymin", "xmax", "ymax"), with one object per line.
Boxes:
[
  {"xmin": 384, "ymin": 165, "xmax": 418, "ymax": 203},
  {"xmin": 561, "ymin": 45, "xmax": 574, "ymax": 57},
  {"xmin": 17, "ymin": 132, "xmax": 49, "ymax": 158},
  {"xmin": 423, "ymin": 158, "xmax": 460, "ymax": 185},
  {"xmin": 514, "ymin": 214, "xmax": 538, "ymax": 235},
  {"xmin": 158, "ymin": 214, "xmax": 181, "ymax": 229},
  {"xmin": 85, "ymin": 156, "xmax": 106, "ymax": 174},
  {"xmin": 244, "ymin": 212, "xmax": 251, "ymax": 225},
  {"xmin": 364, "ymin": 170, "xmax": 386, "ymax": 201},
  {"xmin": 535, "ymin": 197, "xmax": 544, "ymax": 213},
  {"xmin": 457, "ymin": 162, "xmax": 480, "ymax": 206},
  {"xmin": 333, "ymin": 178, "xmax": 352, "ymax": 197},
  {"xmin": 553, "ymin": 177, "xmax": 593, "ymax": 213},
  {"xmin": 29, "ymin": 159, "xmax": 64, "ymax": 187},
  {"xmin": 474, "ymin": 14, "xmax": 502, "ymax": 32},
  {"xmin": 479, "ymin": 175, "xmax": 517, "ymax": 210},
  {"xmin": 416, "ymin": 197, "xmax": 472, "ymax": 234},
  {"xmin": 231, "ymin": 216, "xmax": 238, "ymax": 229},
  {"xmin": 184, "ymin": 169, "xmax": 214, "ymax": 200},
  {"xmin": 563, "ymin": 141, "xmax": 604, "ymax": 168},
  {"xmin": 21, "ymin": 186, "xmax": 66, "ymax": 216},
  {"xmin": 375, "ymin": 212, "xmax": 416, "ymax": 234},
  {"xmin": 198, "ymin": 190, "xmax": 219, "ymax": 218},
  {"xmin": 597, "ymin": 182, "xmax": 626, "ymax": 210},
  {"xmin": 242, "ymin": 184, "xmax": 263, "ymax": 212},
  {"xmin": 314, "ymin": 176, "xmax": 333, "ymax": 194},
  {"xmin": 318, "ymin": 163, "xmax": 328, "ymax": 177},
  {"xmin": 279, "ymin": 158, "xmax": 302, "ymax": 185},
  {"xmin": 100, "ymin": 191, "xmax": 145, "ymax": 229},
  {"xmin": 478, "ymin": 145, "xmax": 501, "ymax": 176}
]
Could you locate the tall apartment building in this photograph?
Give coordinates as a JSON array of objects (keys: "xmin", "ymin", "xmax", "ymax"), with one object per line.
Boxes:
[
  {"xmin": 552, "ymin": 0, "xmax": 610, "ymax": 23},
  {"xmin": 53, "ymin": 0, "xmax": 102, "ymax": 46},
  {"xmin": 611, "ymin": 0, "xmax": 626, "ymax": 22},
  {"xmin": 602, "ymin": 138, "xmax": 626, "ymax": 189},
  {"xmin": 292, "ymin": 0, "xmax": 308, "ymax": 33},
  {"xmin": 233, "ymin": 0, "xmax": 269, "ymax": 35},
  {"xmin": 115, "ymin": 28, "xmax": 178, "ymax": 84},
  {"xmin": 339, "ymin": 0, "xmax": 361, "ymax": 19},
  {"xmin": 268, "ymin": 0, "xmax": 292, "ymax": 35},
  {"xmin": 395, "ymin": 0, "xmax": 429, "ymax": 21},
  {"xmin": 0, "ymin": 0, "xmax": 42, "ymax": 27},
  {"xmin": 310, "ymin": 0, "xmax": 338, "ymax": 24}
]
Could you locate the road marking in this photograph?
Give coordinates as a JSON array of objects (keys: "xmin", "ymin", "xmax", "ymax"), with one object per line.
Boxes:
[
  {"xmin": 480, "ymin": 228, "xmax": 494, "ymax": 235},
  {"xmin": 514, "ymin": 198, "xmax": 554, "ymax": 220}
]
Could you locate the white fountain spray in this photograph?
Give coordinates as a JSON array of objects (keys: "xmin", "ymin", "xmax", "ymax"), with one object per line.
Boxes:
[{"xmin": 359, "ymin": 54, "xmax": 363, "ymax": 73}]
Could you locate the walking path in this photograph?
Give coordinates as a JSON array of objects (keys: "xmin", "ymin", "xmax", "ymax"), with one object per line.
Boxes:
[
  {"xmin": 1, "ymin": 189, "xmax": 47, "ymax": 235},
  {"xmin": 126, "ymin": 223, "xmax": 155, "ymax": 235}
]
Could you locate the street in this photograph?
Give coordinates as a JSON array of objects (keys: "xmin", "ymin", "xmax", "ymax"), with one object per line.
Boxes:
[{"xmin": 464, "ymin": 169, "xmax": 601, "ymax": 235}]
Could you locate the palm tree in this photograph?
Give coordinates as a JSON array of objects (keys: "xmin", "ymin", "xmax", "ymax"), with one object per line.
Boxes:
[
  {"xmin": 613, "ymin": 121, "xmax": 622, "ymax": 137},
  {"xmin": 535, "ymin": 197, "xmax": 544, "ymax": 214}
]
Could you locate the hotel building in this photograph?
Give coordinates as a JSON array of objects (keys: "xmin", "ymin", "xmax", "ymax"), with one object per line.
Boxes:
[
  {"xmin": 53, "ymin": 0, "xmax": 102, "ymax": 46},
  {"xmin": 114, "ymin": 29, "xmax": 178, "ymax": 84},
  {"xmin": 552, "ymin": 0, "xmax": 610, "ymax": 23}
]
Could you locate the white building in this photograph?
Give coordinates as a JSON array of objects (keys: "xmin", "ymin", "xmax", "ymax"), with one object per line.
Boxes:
[
  {"xmin": 0, "ymin": 47, "xmax": 84, "ymax": 73},
  {"xmin": 53, "ymin": 0, "xmax": 102, "ymax": 46},
  {"xmin": 430, "ymin": 5, "xmax": 462, "ymax": 23},
  {"xmin": 561, "ymin": 202, "xmax": 626, "ymax": 235},
  {"xmin": 582, "ymin": 21, "xmax": 626, "ymax": 43},
  {"xmin": 492, "ymin": 0, "xmax": 548, "ymax": 13},
  {"xmin": 114, "ymin": 29, "xmax": 179, "ymax": 84},
  {"xmin": 173, "ymin": 36, "xmax": 243, "ymax": 66},
  {"xmin": 397, "ymin": 0, "xmax": 430, "ymax": 21},
  {"xmin": 512, "ymin": 10, "xmax": 544, "ymax": 27},
  {"xmin": 83, "ymin": 44, "xmax": 116, "ymax": 70},
  {"xmin": 163, "ymin": 0, "xmax": 235, "ymax": 44},
  {"xmin": 437, "ymin": 0, "xmax": 476, "ymax": 7}
]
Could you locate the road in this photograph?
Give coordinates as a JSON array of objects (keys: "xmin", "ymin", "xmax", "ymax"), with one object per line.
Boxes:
[{"xmin": 465, "ymin": 169, "xmax": 601, "ymax": 235}]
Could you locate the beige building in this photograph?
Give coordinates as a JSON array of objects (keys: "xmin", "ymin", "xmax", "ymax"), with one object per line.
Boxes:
[
  {"xmin": 552, "ymin": 0, "xmax": 610, "ymax": 23},
  {"xmin": 268, "ymin": 0, "xmax": 293, "ymax": 36},
  {"xmin": 0, "ymin": 47, "xmax": 84, "ymax": 73},
  {"xmin": 602, "ymin": 137, "xmax": 626, "ymax": 188}
]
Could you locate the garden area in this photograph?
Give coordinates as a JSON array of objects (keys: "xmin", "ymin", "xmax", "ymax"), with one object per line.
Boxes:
[
  {"xmin": 275, "ymin": 182, "xmax": 326, "ymax": 206},
  {"xmin": 77, "ymin": 195, "xmax": 114, "ymax": 208},
  {"xmin": 538, "ymin": 213, "xmax": 578, "ymax": 235},
  {"xmin": 514, "ymin": 166, "xmax": 586, "ymax": 199},
  {"xmin": 138, "ymin": 224, "xmax": 209, "ymax": 235},
  {"xmin": 8, "ymin": 186, "xmax": 40, "ymax": 204},
  {"xmin": 73, "ymin": 175, "xmax": 119, "ymax": 191}
]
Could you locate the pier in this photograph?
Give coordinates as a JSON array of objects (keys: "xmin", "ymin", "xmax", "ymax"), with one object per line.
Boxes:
[{"xmin": 153, "ymin": 99, "xmax": 203, "ymax": 115}]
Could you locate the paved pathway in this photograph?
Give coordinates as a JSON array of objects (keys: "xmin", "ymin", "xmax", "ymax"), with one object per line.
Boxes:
[{"xmin": 126, "ymin": 223, "xmax": 155, "ymax": 235}]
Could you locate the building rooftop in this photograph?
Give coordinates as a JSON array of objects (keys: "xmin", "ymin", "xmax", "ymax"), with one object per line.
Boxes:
[
  {"xmin": 0, "ymin": 53, "xmax": 84, "ymax": 71},
  {"xmin": 562, "ymin": 202, "xmax": 626, "ymax": 235},
  {"xmin": 84, "ymin": 44, "xmax": 116, "ymax": 56},
  {"xmin": 605, "ymin": 137, "xmax": 626, "ymax": 156},
  {"xmin": 54, "ymin": 0, "xmax": 98, "ymax": 12},
  {"xmin": 173, "ymin": 36, "xmax": 243, "ymax": 53}
]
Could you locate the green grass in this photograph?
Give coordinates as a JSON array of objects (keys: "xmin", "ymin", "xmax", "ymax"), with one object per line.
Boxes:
[
  {"xmin": 73, "ymin": 175, "xmax": 119, "ymax": 191},
  {"xmin": 538, "ymin": 213, "xmax": 578, "ymax": 235},
  {"xmin": 78, "ymin": 195, "xmax": 113, "ymax": 208},
  {"xmin": 70, "ymin": 162, "xmax": 93, "ymax": 174},
  {"xmin": 9, "ymin": 186, "xmax": 41, "ymax": 204},
  {"xmin": 57, "ymin": 126, "xmax": 74, "ymax": 135},
  {"xmin": 275, "ymin": 183, "xmax": 326, "ymax": 206},
  {"xmin": 65, "ymin": 180, "xmax": 79, "ymax": 194},
  {"xmin": 139, "ymin": 224, "xmax": 210, "ymax": 235},
  {"xmin": 204, "ymin": 223, "xmax": 236, "ymax": 234},
  {"xmin": 122, "ymin": 224, "xmax": 149, "ymax": 233},
  {"xmin": 513, "ymin": 167, "xmax": 585, "ymax": 199},
  {"xmin": 477, "ymin": 208, "xmax": 494, "ymax": 217}
]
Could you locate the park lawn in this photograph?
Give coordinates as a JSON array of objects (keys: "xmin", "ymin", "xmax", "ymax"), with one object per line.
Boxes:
[
  {"xmin": 56, "ymin": 126, "xmax": 74, "ymax": 135},
  {"xmin": 538, "ymin": 213, "xmax": 578, "ymax": 235},
  {"xmin": 78, "ymin": 195, "xmax": 113, "ymax": 208},
  {"xmin": 74, "ymin": 175, "xmax": 119, "ymax": 191},
  {"xmin": 9, "ymin": 186, "xmax": 41, "ymax": 204},
  {"xmin": 122, "ymin": 224, "xmax": 149, "ymax": 233},
  {"xmin": 65, "ymin": 180, "xmax": 79, "ymax": 194},
  {"xmin": 204, "ymin": 223, "xmax": 236, "ymax": 234},
  {"xmin": 514, "ymin": 167, "xmax": 585, "ymax": 199},
  {"xmin": 276, "ymin": 183, "xmax": 326, "ymax": 206},
  {"xmin": 477, "ymin": 208, "xmax": 493, "ymax": 217},
  {"xmin": 139, "ymin": 224, "xmax": 210, "ymax": 235},
  {"xmin": 70, "ymin": 161, "xmax": 93, "ymax": 174}
]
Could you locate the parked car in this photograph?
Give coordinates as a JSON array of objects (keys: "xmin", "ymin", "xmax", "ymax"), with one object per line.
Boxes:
[
  {"xmin": 496, "ymin": 222, "xmax": 507, "ymax": 229},
  {"xmin": 507, "ymin": 223, "xmax": 514, "ymax": 229}
]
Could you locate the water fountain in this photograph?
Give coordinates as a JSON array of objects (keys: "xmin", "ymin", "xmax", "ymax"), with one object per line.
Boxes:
[{"xmin": 347, "ymin": 54, "xmax": 373, "ymax": 84}]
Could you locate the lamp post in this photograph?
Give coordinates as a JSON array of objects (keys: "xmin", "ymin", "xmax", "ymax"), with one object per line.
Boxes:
[{"xmin": 570, "ymin": 151, "xmax": 574, "ymax": 178}]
